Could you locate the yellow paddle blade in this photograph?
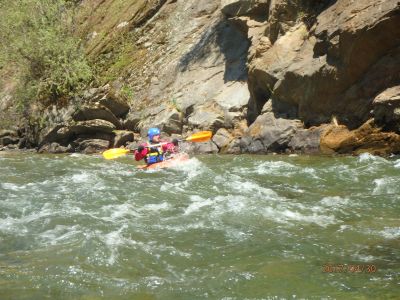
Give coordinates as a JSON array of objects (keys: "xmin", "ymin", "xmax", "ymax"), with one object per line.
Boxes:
[
  {"xmin": 185, "ymin": 131, "xmax": 212, "ymax": 142},
  {"xmin": 102, "ymin": 148, "xmax": 130, "ymax": 160}
]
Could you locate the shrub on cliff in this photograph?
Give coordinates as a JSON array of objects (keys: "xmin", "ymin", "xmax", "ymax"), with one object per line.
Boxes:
[{"xmin": 0, "ymin": 0, "xmax": 92, "ymax": 110}]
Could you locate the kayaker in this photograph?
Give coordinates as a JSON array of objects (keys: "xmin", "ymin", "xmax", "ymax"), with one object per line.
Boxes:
[{"xmin": 134, "ymin": 127, "xmax": 179, "ymax": 165}]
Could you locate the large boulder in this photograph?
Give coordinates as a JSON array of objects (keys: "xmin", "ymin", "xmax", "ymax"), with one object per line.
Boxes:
[
  {"xmin": 212, "ymin": 128, "xmax": 234, "ymax": 152},
  {"xmin": 0, "ymin": 129, "xmax": 19, "ymax": 146},
  {"xmin": 124, "ymin": 111, "xmax": 142, "ymax": 131},
  {"xmin": 112, "ymin": 130, "xmax": 135, "ymax": 148},
  {"xmin": 373, "ymin": 86, "xmax": 400, "ymax": 132},
  {"xmin": 187, "ymin": 103, "xmax": 225, "ymax": 132},
  {"xmin": 288, "ymin": 126, "xmax": 326, "ymax": 153},
  {"xmin": 81, "ymin": 86, "xmax": 130, "ymax": 118},
  {"xmin": 72, "ymin": 138, "xmax": 110, "ymax": 154},
  {"xmin": 320, "ymin": 120, "xmax": 400, "ymax": 155},
  {"xmin": 135, "ymin": 105, "xmax": 183, "ymax": 136},
  {"xmin": 240, "ymin": 112, "xmax": 303, "ymax": 153},
  {"xmin": 38, "ymin": 142, "xmax": 73, "ymax": 154},
  {"xmin": 73, "ymin": 104, "xmax": 122, "ymax": 129},
  {"xmin": 190, "ymin": 141, "xmax": 219, "ymax": 154},
  {"xmin": 98, "ymin": 93, "xmax": 130, "ymax": 118},
  {"xmin": 69, "ymin": 119, "xmax": 116, "ymax": 135}
]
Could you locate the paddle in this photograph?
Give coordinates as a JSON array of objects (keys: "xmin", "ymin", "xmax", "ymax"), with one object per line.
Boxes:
[{"xmin": 102, "ymin": 131, "xmax": 213, "ymax": 160}]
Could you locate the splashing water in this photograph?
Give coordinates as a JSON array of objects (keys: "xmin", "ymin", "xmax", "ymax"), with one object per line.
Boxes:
[{"xmin": 0, "ymin": 152, "xmax": 399, "ymax": 299}]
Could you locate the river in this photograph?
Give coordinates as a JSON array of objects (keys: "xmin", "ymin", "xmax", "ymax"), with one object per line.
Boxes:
[{"xmin": 0, "ymin": 152, "xmax": 399, "ymax": 299}]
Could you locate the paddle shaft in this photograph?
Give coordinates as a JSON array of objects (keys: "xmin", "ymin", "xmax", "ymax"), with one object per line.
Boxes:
[{"xmin": 133, "ymin": 139, "xmax": 182, "ymax": 152}]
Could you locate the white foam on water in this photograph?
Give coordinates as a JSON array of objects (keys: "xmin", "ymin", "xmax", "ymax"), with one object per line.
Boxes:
[
  {"xmin": 262, "ymin": 206, "xmax": 337, "ymax": 227},
  {"xmin": 171, "ymin": 157, "xmax": 206, "ymax": 178},
  {"xmin": 184, "ymin": 195, "xmax": 214, "ymax": 215},
  {"xmin": 153, "ymin": 221, "xmax": 208, "ymax": 232},
  {"xmin": 38, "ymin": 224, "xmax": 81, "ymax": 245},
  {"xmin": 255, "ymin": 160, "xmax": 297, "ymax": 175},
  {"xmin": 70, "ymin": 172, "xmax": 92, "ymax": 183},
  {"xmin": 158, "ymin": 157, "xmax": 207, "ymax": 190},
  {"xmin": 352, "ymin": 253, "xmax": 376, "ymax": 262},
  {"xmin": 214, "ymin": 174, "xmax": 279, "ymax": 201},
  {"xmin": 101, "ymin": 202, "xmax": 140, "ymax": 221},
  {"xmin": 69, "ymin": 153, "xmax": 85, "ymax": 158},
  {"xmin": 1, "ymin": 182, "xmax": 22, "ymax": 191},
  {"xmin": 224, "ymin": 228, "xmax": 252, "ymax": 242},
  {"xmin": 379, "ymin": 227, "xmax": 400, "ymax": 239},
  {"xmin": 337, "ymin": 224, "xmax": 353, "ymax": 232},
  {"xmin": 373, "ymin": 177, "xmax": 400, "ymax": 195},
  {"xmin": 394, "ymin": 159, "xmax": 400, "ymax": 168},
  {"xmin": 319, "ymin": 196, "xmax": 350, "ymax": 208},
  {"xmin": 153, "ymin": 243, "xmax": 192, "ymax": 258},
  {"xmin": 0, "ymin": 216, "xmax": 28, "ymax": 234},
  {"xmin": 358, "ymin": 152, "xmax": 381, "ymax": 162},
  {"xmin": 102, "ymin": 224, "xmax": 129, "ymax": 265},
  {"xmin": 143, "ymin": 276, "xmax": 166, "ymax": 289},
  {"xmin": 139, "ymin": 202, "xmax": 171, "ymax": 212},
  {"xmin": 303, "ymin": 167, "xmax": 320, "ymax": 179},
  {"xmin": 160, "ymin": 182, "xmax": 186, "ymax": 193}
]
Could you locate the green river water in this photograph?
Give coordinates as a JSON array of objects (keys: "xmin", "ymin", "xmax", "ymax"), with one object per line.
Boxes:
[{"xmin": 0, "ymin": 152, "xmax": 399, "ymax": 299}]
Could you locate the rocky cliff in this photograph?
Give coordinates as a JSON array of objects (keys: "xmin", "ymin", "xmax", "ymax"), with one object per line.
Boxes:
[{"xmin": 1, "ymin": 0, "xmax": 400, "ymax": 155}]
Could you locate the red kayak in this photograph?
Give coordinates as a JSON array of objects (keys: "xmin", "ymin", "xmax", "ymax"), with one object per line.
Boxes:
[{"xmin": 137, "ymin": 153, "xmax": 190, "ymax": 170}]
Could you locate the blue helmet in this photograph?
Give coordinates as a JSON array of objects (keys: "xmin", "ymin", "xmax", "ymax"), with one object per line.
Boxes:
[{"xmin": 148, "ymin": 127, "xmax": 161, "ymax": 140}]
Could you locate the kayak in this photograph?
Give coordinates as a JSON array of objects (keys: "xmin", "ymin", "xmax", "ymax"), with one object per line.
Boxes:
[{"xmin": 137, "ymin": 153, "xmax": 190, "ymax": 170}]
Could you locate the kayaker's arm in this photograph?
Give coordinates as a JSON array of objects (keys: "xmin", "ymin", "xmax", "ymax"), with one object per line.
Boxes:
[{"xmin": 134, "ymin": 144, "xmax": 148, "ymax": 161}]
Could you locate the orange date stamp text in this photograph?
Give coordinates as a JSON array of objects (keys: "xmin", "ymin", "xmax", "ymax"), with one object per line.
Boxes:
[{"xmin": 323, "ymin": 264, "xmax": 377, "ymax": 273}]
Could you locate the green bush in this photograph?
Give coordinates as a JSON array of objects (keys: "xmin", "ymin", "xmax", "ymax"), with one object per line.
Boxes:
[{"xmin": 0, "ymin": 0, "xmax": 92, "ymax": 109}]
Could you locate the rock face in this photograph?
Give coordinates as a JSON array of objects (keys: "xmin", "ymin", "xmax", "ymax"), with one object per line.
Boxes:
[
  {"xmin": 373, "ymin": 86, "xmax": 400, "ymax": 132},
  {"xmin": 248, "ymin": 0, "xmax": 400, "ymax": 128},
  {"xmin": 36, "ymin": 87, "xmax": 133, "ymax": 153},
  {"xmin": 320, "ymin": 120, "xmax": 400, "ymax": 155},
  {"xmin": 2, "ymin": 0, "xmax": 400, "ymax": 155}
]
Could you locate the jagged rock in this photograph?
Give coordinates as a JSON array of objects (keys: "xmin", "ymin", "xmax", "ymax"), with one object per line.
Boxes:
[
  {"xmin": 0, "ymin": 129, "xmax": 17, "ymax": 138},
  {"xmin": 0, "ymin": 135, "xmax": 19, "ymax": 146},
  {"xmin": 265, "ymin": 0, "xmax": 304, "ymax": 43},
  {"xmin": 191, "ymin": 141, "xmax": 219, "ymax": 154},
  {"xmin": 152, "ymin": 108, "xmax": 183, "ymax": 135},
  {"xmin": 373, "ymin": 86, "xmax": 400, "ymax": 132},
  {"xmin": 248, "ymin": 23, "xmax": 309, "ymax": 122},
  {"xmin": 137, "ymin": 106, "xmax": 183, "ymax": 136},
  {"xmin": 0, "ymin": 129, "xmax": 19, "ymax": 146},
  {"xmin": 124, "ymin": 111, "xmax": 142, "ymax": 131},
  {"xmin": 37, "ymin": 105, "xmax": 77, "ymax": 146},
  {"xmin": 39, "ymin": 125, "xmax": 72, "ymax": 146},
  {"xmin": 187, "ymin": 103, "xmax": 225, "ymax": 132},
  {"xmin": 249, "ymin": 0, "xmax": 400, "ymax": 128},
  {"xmin": 320, "ymin": 120, "xmax": 400, "ymax": 155},
  {"xmin": 225, "ymin": 138, "xmax": 241, "ymax": 154},
  {"xmin": 240, "ymin": 136, "xmax": 265, "ymax": 153},
  {"xmin": 69, "ymin": 119, "xmax": 116, "ymax": 135},
  {"xmin": 98, "ymin": 93, "xmax": 130, "ymax": 118},
  {"xmin": 215, "ymin": 81, "xmax": 249, "ymax": 112},
  {"xmin": 72, "ymin": 138, "xmax": 110, "ymax": 154},
  {"xmin": 38, "ymin": 142, "xmax": 73, "ymax": 154},
  {"xmin": 288, "ymin": 126, "xmax": 326, "ymax": 153},
  {"xmin": 113, "ymin": 130, "xmax": 135, "ymax": 147},
  {"xmin": 212, "ymin": 128, "xmax": 234, "ymax": 152},
  {"xmin": 221, "ymin": 0, "xmax": 269, "ymax": 17},
  {"xmin": 241, "ymin": 112, "xmax": 303, "ymax": 153},
  {"xmin": 73, "ymin": 104, "xmax": 122, "ymax": 129}
]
